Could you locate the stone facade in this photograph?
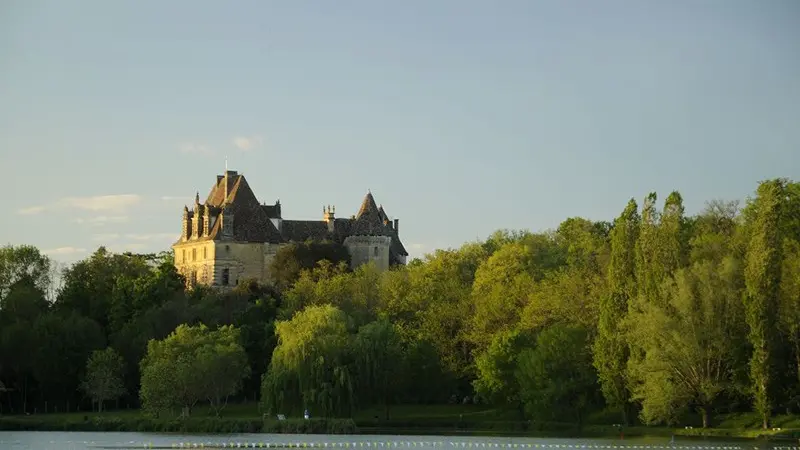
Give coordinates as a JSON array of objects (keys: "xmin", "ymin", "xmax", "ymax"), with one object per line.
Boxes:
[{"xmin": 172, "ymin": 170, "xmax": 408, "ymax": 288}]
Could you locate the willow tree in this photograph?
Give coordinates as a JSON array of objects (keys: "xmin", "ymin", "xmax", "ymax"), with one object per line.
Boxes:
[
  {"xmin": 593, "ymin": 199, "xmax": 639, "ymax": 425},
  {"xmin": 743, "ymin": 179, "xmax": 785, "ymax": 429},
  {"xmin": 353, "ymin": 319, "xmax": 404, "ymax": 419},
  {"xmin": 261, "ymin": 304, "xmax": 354, "ymax": 418}
]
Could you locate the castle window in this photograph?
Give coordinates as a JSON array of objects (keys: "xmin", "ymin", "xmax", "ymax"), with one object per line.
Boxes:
[
  {"xmin": 192, "ymin": 248, "xmax": 196, "ymax": 261},
  {"xmin": 203, "ymin": 247, "xmax": 207, "ymax": 259},
  {"xmin": 182, "ymin": 249, "xmax": 186, "ymax": 262},
  {"xmin": 373, "ymin": 246, "xmax": 379, "ymax": 257},
  {"xmin": 222, "ymin": 268, "xmax": 230, "ymax": 286}
]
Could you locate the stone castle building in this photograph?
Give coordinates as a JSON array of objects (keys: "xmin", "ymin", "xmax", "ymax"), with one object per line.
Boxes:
[{"xmin": 172, "ymin": 170, "xmax": 408, "ymax": 288}]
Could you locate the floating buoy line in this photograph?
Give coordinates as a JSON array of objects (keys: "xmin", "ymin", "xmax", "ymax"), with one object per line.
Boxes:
[{"xmin": 80, "ymin": 441, "xmax": 799, "ymax": 450}]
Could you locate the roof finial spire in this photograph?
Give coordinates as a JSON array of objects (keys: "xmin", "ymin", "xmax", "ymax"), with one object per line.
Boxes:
[{"xmin": 225, "ymin": 155, "xmax": 228, "ymax": 172}]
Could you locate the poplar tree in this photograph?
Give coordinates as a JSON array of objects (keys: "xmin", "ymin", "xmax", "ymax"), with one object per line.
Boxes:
[
  {"xmin": 593, "ymin": 199, "xmax": 639, "ymax": 424},
  {"xmin": 743, "ymin": 179, "xmax": 785, "ymax": 429},
  {"xmin": 635, "ymin": 193, "xmax": 660, "ymax": 305}
]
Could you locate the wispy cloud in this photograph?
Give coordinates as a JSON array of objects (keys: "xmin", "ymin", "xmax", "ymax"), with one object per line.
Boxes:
[
  {"xmin": 72, "ymin": 216, "xmax": 130, "ymax": 226},
  {"xmin": 232, "ymin": 135, "xmax": 263, "ymax": 151},
  {"xmin": 17, "ymin": 194, "xmax": 143, "ymax": 216},
  {"xmin": 60, "ymin": 194, "xmax": 141, "ymax": 212},
  {"xmin": 179, "ymin": 142, "xmax": 213, "ymax": 155},
  {"xmin": 17, "ymin": 206, "xmax": 47, "ymax": 215},
  {"xmin": 44, "ymin": 246, "xmax": 87, "ymax": 256}
]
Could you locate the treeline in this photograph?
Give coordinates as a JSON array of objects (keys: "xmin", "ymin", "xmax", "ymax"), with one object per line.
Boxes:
[{"xmin": 0, "ymin": 178, "xmax": 798, "ymax": 429}]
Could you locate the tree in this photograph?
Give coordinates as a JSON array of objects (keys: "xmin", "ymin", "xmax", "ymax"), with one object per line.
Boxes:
[
  {"xmin": 780, "ymin": 239, "xmax": 800, "ymax": 412},
  {"xmin": 82, "ymin": 347, "xmax": 126, "ymax": 412},
  {"xmin": 0, "ymin": 245, "xmax": 52, "ymax": 301},
  {"xmin": 31, "ymin": 312, "xmax": 105, "ymax": 408},
  {"xmin": 261, "ymin": 305, "xmax": 354, "ymax": 418},
  {"xmin": 353, "ymin": 319, "xmax": 404, "ymax": 419},
  {"xmin": 517, "ymin": 324, "xmax": 597, "ymax": 426},
  {"xmin": 593, "ymin": 199, "xmax": 639, "ymax": 424},
  {"xmin": 56, "ymin": 248, "xmax": 152, "ymax": 334},
  {"xmin": 139, "ymin": 324, "xmax": 250, "ymax": 417},
  {"xmin": 626, "ymin": 258, "xmax": 746, "ymax": 427},
  {"xmin": 197, "ymin": 326, "xmax": 251, "ymax": 415},
  {"xmin": 743, "ymin": 179, "xmax": 785, "ymax": 429},
  {"xmin": 473, "ymin": 328, "xmax": 534, "ymax": 417},
  {"xmin": 269, "ymin": 240, "xmax": 351, "ymax": 291},
  {"xmin": 636, "ymin": 192, "xmax": 661, "ymax": 304}
]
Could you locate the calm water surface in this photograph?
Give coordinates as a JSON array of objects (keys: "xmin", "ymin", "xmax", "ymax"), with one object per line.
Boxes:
[{"xmin": 0, "ymin": 432, "xmax": 795, "ymax": 450}]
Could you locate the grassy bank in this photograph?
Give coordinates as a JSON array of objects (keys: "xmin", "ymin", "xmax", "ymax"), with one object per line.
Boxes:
[{"xmin": 1, "ymin": 403, "xmax": 798, "ymax": 441}]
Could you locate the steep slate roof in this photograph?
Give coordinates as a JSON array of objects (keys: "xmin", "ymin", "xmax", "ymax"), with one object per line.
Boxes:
[
  {"xmin": 188, "ymin": 172, "xmax": 284, "ymax": 244},
  {"xmin": 178, "ymin": 174, "xmax": 407, "ymax": 256},
  {"xmin": 281, "ymin": 220, "xmax": 330, "ymax": 242},
  {"xmin": 351, "ymin": 192, "xmax": 394, "ymax": 237},
  {"xmin": 262, "ymin": 202, "xmax": 282, "ymax": 219}
]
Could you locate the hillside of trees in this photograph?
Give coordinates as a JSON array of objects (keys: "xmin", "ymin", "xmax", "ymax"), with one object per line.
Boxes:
[{"xmin": 0, "ymin": 178, "xmax": 798, "ymax": 430}]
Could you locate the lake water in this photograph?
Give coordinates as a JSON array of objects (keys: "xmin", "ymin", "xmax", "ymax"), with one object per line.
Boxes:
[{"xmin": 0, "ymin": 432, "xmax": 796, "ymax": 450}]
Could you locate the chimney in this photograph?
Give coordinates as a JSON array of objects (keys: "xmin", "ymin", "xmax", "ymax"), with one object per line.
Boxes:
[{"xmin": 393, "ymin": 219, "xmax": 399, "ymax": 235}]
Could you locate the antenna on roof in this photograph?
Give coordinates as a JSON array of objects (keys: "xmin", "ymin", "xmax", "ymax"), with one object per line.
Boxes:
[{"xmin": 225, "ymin": 155, "xmax": 228, "ymax": 172}]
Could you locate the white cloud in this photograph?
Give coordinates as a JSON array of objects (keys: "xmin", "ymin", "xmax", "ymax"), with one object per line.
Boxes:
[
  {"xmin": 179, "ymin": 142, "xmax": 213, "ymax": 155},
  {"xmin": 16, "ymin": 194, "xmax": 142, "ymax": 216},
  {"xmin": 17, "ymin": 206, "xmax": 46, "ymax": 215},
  {"xmin": 232, "ymin": 135, "xmax": 263, "ymax": 151},
  {"xmin": 72, "ymin": 216, "xmax": 130, "ymax": 226},
  {"xmin": 44, "ymin": 246, "xmax": 87, "ymax": 256},
  {"xmin": 59, "ymin": 194, "xmax": 142, "ymax": 212}
]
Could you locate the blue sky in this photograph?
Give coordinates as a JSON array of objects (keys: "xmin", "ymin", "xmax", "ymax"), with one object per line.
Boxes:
[{"xmin": 1, "ymin": 0, "xmax": 799, "ymax": 264}]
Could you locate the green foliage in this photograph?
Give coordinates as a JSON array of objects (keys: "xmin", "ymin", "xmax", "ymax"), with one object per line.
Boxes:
[
  {"xmin": 517, "ymin": 324, "xmax": 597, "ymax": 425},
  {"xmin": 625, "ymin": 258, "xmax": 747, "ymax": 427},
  {"xmin": 82, "ymin": 347, "xmax": 126, "ymax": 412},
  {"xmin": 473, "ymin": 328, "xmax": 534, "ymax": 409},
  {"xmin": 139, "ymin": 324, "xmax": 250, "ymax": 417},
  {"xmin": 0, "ymin": 244, "xmax": 53, "ymax": 300},
  {"xmin": 261, "ymin": 305, "xmax": 355, "ymax": 418},
  {"xmin": 269, "ymin": 240, "xmax": 351, "ymax": 290},
  {"xmin": 353, "ymin": 319, "xmax": 404, "ymax": 418},
  {"xmin": 3, "ymin": 177, "xmax": 800, "ymax": 434},
  {"xmin": 743, "ymin": 179, "xmax": 786, "ymax": 428},
  {"xmin": 593, "ymin": 199, "xmax": 638, "ymax": 423}
]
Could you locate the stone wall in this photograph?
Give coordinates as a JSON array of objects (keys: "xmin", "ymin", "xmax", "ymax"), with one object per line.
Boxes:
[{"xmin": 343, "ymin": 235, "xmax": 392, "ymax": 271}]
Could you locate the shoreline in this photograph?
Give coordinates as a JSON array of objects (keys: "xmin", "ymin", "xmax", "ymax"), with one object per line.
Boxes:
[{"xmin": 1, "ymin": 416, "xmax": 798, "ymax": 442}]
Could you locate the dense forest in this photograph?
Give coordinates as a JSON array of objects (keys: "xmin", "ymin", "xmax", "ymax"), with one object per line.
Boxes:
[{"xmin": 1, "ymin": 178, "xmax": 798, "ymax": 430}]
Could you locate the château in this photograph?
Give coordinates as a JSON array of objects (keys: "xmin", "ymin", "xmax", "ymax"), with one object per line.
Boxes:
[{"xmin": 172, "ymin": 170, "xmax": 408, "ymax": 287}]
